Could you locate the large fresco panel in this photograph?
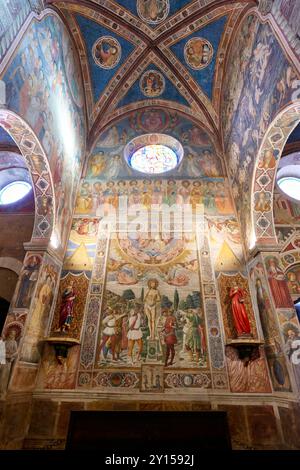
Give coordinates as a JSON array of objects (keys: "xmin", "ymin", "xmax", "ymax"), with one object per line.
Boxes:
[
  {"xmin": 86, "ymin": 109, "xmax": 223, "ymax": 181},
  {"xmin": 20, "ymin": 254, "xmax": 61, "ymax": 363},
  {"xmin": 249, "ymin": 257, "xmax": 292, "ymax": 392},
  {"xmin": 223, "ymin": 16, "xmax": 300, "ymax": 244},
  {"xmin": 50, "ymin": 272, "xmax": 90, "ymax": 341},
  {"xmin": 94, "ymin": 234, "xmax": 209, "ymax": 372},
  {"xmin": 2, "ymin": 13, "xmax": 86, "ymax": 251}
]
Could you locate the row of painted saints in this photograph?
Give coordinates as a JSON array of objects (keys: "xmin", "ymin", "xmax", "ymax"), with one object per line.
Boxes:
[{"xmin": 76, "ymin": 179, "xmax": 234, "ymax": 215}]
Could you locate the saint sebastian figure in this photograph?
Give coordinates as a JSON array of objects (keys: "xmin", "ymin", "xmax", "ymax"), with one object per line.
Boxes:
[
  {"xmin": 144, "ymin": 279, "xmax": 161, "ymax": 340},
  {"xmin": 58, "ymin": 280, "xmax": 76, "ymax": 332},
  {"xmin": 229, "ymin": 284, "xmax": 251, "ymax": 337}
]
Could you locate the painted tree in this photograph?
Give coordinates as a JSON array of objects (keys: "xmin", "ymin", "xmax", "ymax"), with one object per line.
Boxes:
[
  {"xmin": 122, "ymin": 289, "xmax": 135, "ymax": 301},
  {"xmin": 161, "ymin": 295, "xmax": 172, "ymax": 309},
  {"xmin": 174, "ymin": 289, "xmax": 179, "ymax": 311}
]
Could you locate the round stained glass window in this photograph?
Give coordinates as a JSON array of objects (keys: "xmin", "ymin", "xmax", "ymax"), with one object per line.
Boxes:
[
  {"xmin": 0, "ymin": 181, "xmax": 31, "ymax": 205},
  {"xmin": 277, "ymin": 176, "xmax": 300, "ymax": 202},
  {"xmin": 124, "ymin": 134, "xmax": 184, "ymax": 175},
  {"xmin": 130, "ymin": 144, "xmax": 178, "ymax": 174}
]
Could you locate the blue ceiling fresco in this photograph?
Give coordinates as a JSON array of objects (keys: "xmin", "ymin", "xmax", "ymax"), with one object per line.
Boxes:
[
  {"xmin": 170, "ymin": 15, "xmax": 228, "ymax": 100},
  {"xmin": 0, "ymin": 126, "xmax": 15, "ymax": 146},
  {"xmin": 114, "ymin": 0, "xmax": 193, "ymax": 20},
  {"xmin": 75, "ymin": 14, "xmax": 136, "ymax": 103},
  {"xmin": 117, "ymin": 64, "xmax": 190, "ymax": 109},
  {"xmin": 287, "ymin": 122, "xmax": 300, "ymax": 144}
]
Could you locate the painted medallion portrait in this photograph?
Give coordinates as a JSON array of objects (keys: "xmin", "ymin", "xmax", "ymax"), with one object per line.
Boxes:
[
  {"xmin": 92, "ymin": 36, "xmax": 121, "ymax": 69},
  {"xmin": 184, "ymin": 37, "xmax": 213, "ymax": 70},
  {"xmin": 140, "ymin": 70, "xmax": 165, "ymax": 97},
  {"xmin": 137, "ymin": 0, "xmax": 170, "ymax": 25}
]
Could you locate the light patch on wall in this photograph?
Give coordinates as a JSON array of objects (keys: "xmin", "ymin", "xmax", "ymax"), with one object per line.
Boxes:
[{"xmin": 53, "ymin": 94, "xmax": 76, "ymax": 168}]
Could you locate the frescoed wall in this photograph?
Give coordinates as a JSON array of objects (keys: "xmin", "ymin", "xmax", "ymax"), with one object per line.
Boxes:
[
  {"xmin": 276, "ymin": 0, "xmax": 300, "ymax": 37},
  {"xmin": 2, "ymin": 12, "xmax": 86, "ymax": 252},
  {"xmin": 85, "ymin": 109, "xmax": 223, "ymax": 180},
  {"xmin": 20, "ymin": 254, "xmax": 60, "ymax": 364},
  {"xmin": 96, "ymin": 234, "xmax": 207, "ymax": 370},
  {"xmin": 249, "ymin": 258, "xmax": 292, "ymax": 392},
  {"xmin": 37, "ymin": 109, "xmax": 282, "ymax": 397},
  {"xmin": 222, "ymin": 14, "xmax": 300, "ymax": 246},
  {"xmin": 286, "ymin": 265, "xmax": 300, "ymax": 299},
  {"xmin": 2, "ymin": 0, "xmax": 300, "ymax": 452},
  {"xmin": 0, "ymin": 0, "xmax": 31, "ymax": 63}
]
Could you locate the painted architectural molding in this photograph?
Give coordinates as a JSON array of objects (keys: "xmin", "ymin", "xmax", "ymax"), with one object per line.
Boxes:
[
  {"xmin": 0, "ymin": 257, "xmax": 23, "ymax": 275},
  {"xmin": 251, "ymin": 102, "xmax": 300, "ymax": 246},
  {"xmin": 0, "ymin": 110, "xmax": 55, "ymax": 242}
]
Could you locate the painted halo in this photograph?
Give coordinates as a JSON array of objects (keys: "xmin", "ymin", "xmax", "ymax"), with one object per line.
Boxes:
[
  {"xmin": 139, "ymin": 69, "xmax": 165, "ymax": 97},
  {"xmin": 137, "ymin": 0, "xmax": 170, "ymax": 25},
  {"xmin": 92, "ymin": 36, "xmax": 121, "ymax": 69},
  {"xmin": 184, "ymin": 37, "xmax": 213, "ymax": 70}
]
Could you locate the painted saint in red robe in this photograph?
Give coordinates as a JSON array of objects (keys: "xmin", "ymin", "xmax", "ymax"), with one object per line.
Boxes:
[
  {"xmin": 229, "ymin": 285, "xmax": 251, "ymax": 336},
  {"xmin": 267, "ymin": 258, "xmax": 294, "ymax": 308}
]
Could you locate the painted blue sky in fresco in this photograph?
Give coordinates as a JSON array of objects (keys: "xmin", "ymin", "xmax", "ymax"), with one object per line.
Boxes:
[
  {"xmin": 75, "ymin": 14, "xmax": 136, "ymax": 103},
  {"xmin": 117, "ymin": 64, "xmax": 190, "ymax": 109},
  {"xmin": 170, "ymin": 16, "xmax": 228, "ymax": 100}
]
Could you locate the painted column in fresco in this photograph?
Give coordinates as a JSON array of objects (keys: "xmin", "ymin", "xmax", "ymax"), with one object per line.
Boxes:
[
  {"xmin": 263, "ymin": 251, "xmax": 300, "ymax": 392},
  {"xmin": 77, "ymin": 226, "xmax": 110, "ymax": 389},
  {"xmin": 32, "ymin": 217, "xmax": 103, "ymax": 390},
  {"xmin": 1, "ymin": 248, "xmax": 62, "ymax": 392},
  {"xmin": 248, "ymin": 251, "xmax": 299, "ymax": 393},
  {"xmin": 197, "ymin": 224, "xmax": 229, "ymax": 391},
  {"xmin": 210, "ymin": 217, "xmax": 272, "ymax": 393}
]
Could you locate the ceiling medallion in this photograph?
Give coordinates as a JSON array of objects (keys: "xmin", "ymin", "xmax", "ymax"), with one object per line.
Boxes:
[
  {"xmin": 184, "ymin": 37, "xmax": 214, "ymax": 70},
  {"xmin": 139, "ymin": 70, "xmax": 165, "ymax": 97},
  {"xmin": 137, "ymin": 0, "xmax": 170, "ymax": 25},
  {"xmin": 92, "ymin": 36, "xmax": 121, "ymax": 69}
]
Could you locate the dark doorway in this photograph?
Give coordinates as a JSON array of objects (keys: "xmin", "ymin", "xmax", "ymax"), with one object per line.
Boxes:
[
  {"xmin": 66, "ymin": 411, "xmax": 231, "ymax": 451},
  {"xmin": 0, "ymin": 297, "xmax": 9, "ymax": 335}
]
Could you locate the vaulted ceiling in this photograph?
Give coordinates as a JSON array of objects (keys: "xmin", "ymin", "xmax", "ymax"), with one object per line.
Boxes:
[{"xmin": 46, "ymin": 0, "xmax": 257, "ymax": 150}]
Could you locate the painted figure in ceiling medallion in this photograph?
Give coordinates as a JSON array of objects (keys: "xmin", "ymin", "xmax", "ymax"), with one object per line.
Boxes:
[
  {"xmin": 184, "ymin": 37, "xmax": 213, "ymax": 70},
  {"xmin": 137, "ymin": 0, "xmax": 170, "ymax": 25},
  {"xmin": 140, "ymin": 70, "xmax": 165, "ymax": 97},
  {"xmin": 93, "ymin": 36, "xmax": 121, "ymax": 69}
]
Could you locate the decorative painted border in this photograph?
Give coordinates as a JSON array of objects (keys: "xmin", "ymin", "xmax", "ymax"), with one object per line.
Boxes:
[
  {"xmin": 251, "ymin": 102, "xmax": 300, "ymax": 246},
  {"xmin": 0, "ymin": 109, "xmax": 55, "ymax": 241}
]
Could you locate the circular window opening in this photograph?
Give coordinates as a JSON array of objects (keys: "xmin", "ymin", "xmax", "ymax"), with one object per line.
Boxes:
[
  {"xmin": 0, "ymin": 181, "xmax": 32, "ymax": 205},
  {"xmin": 130, "ymin": 144, "xmax": 178, "ymax": 174},
  {"xmin": 124, "ymin": 134, "xmax": 184, "ymax": 175},
  {"xmin": 277, "ymin": 176, "xmax": 300, "ymax": 202}
]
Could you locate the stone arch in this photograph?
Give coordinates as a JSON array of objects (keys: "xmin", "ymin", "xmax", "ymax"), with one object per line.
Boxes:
[
  {"xmin": 0, "ymin": 109, "xmax": 55, "ymax": 243},
  {"xmin": 0, "ymin": 257, "xmax": 22, "ymax": 275},
  {"xmin": 251, "ymin": 102, "xmax": 300, "ymax": 247}
]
